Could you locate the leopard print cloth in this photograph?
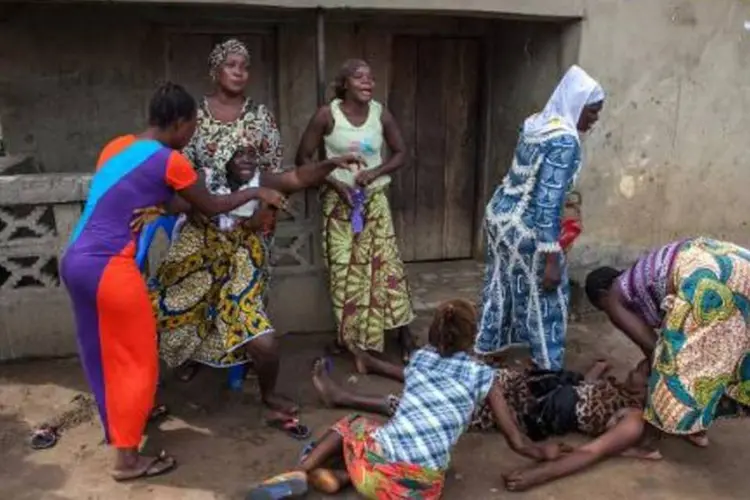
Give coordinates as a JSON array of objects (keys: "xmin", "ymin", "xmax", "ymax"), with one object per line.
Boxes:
[{"xmin": 387, "ymin": 368, "xmax": 642, "ymax": 437}]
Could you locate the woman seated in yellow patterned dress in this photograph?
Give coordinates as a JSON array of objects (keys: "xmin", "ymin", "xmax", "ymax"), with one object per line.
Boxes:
[{"xmin": 150, "ymin": 144, "xmax": 357, "ymax": 428}]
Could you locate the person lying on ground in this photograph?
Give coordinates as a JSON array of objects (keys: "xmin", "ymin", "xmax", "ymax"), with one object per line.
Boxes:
[
  {"xmin": 245, "ymin": 299, "xmax": 566, "ymax": 500},
  {"xmin": 311, "ymin": 348, "xmax": 667, "ymax": 492}
]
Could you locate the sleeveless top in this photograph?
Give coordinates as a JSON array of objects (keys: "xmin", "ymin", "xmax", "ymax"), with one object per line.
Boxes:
[{"xmin": 324, "ymin": 98, "xmax": 388, "ymax": 190}]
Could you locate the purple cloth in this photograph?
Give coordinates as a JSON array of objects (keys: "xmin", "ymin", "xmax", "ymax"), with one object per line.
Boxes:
[
  {"xmin": 351, "ymin": 188, "xmax": 366, "ymax": 234},
  {"xmin": 616, "ymin": 239, "xmax": 687, "ymax": 327}
]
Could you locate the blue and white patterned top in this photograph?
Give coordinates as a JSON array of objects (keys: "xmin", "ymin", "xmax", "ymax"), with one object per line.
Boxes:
[
  {"xmin": 373, "ymin": 347, "xmax": 496, "ymax": 471},
  {"xmin": 485, "ymin": 128, "xmax": 582, "ymax": 256}
]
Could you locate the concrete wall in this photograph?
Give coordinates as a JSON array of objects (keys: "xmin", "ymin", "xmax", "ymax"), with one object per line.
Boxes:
[{"xmin": 567, "ymin": 0, "xmax": 750, "ymax": 278}]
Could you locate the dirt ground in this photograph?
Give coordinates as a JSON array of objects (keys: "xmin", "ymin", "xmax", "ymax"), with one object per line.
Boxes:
[{"xmin": 1, "ymin": 262, "xmax": 749, "ymax": 499}]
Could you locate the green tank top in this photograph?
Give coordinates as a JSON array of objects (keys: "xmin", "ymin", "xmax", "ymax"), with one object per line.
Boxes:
[{"xmin": 324, "ymin": 98, "xmax": 390, "ymax": 190}]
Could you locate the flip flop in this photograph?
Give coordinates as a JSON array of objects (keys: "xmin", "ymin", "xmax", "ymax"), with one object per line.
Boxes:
[
  {"xmin": 312, "ymin": 356, "xmax": 333, "ymax": 374},
  {"xmin": 246, "ymin": 471, "xmax": 308, "ymax": 500},
  {"xmin": 298, "ymin": 441, "xmax": 317, "ymax": 464},
  {"xmin": 148, "ymin": 404, "xmax": 169, "ymax": 422},
  {"xmin": 266, "ymin": 415, "xmax": 311, "ymax": 441},
  {"xmin": 30, "ymin": 426, "xmax": 58, "ymax": 450},
  {"xmin": 111, "ymin": 450, "xmax": 177, "ymax": 482}
]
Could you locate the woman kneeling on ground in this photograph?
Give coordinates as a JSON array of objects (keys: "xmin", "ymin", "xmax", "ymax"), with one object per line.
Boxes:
[
  {"xmin": 309, "ymin": 343, "xmax": 674, "ymax": 492},
  {"xmin": 246, "ymin": 299, "xmax": 565, "ymax": 499}
]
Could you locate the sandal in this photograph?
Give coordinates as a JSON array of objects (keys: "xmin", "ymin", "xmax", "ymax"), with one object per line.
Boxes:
[
  {"xmin": 30, "ymin": 426, "xmax": 58, "ymax": 450},
  {"xmin": 148, "ymin": 404, "xmax": 169, "ymax": 422},
  {"xmin": 298, "ymin": 440, "xmax": 317, "ymax": 464},
  {"xmin": 266, "ymin": 415, "xmax": 311, "ymax": 441},
  {"xmin": 111, "ymin": 450, "xmax": 177, "ymax": 482},
  {"xmin": 246, "ymin": 471, "xmax": 308, "ymax": 500},
  {"xmin": 312, "ymin": 356, "xmax": 333, "ymax": 375}
]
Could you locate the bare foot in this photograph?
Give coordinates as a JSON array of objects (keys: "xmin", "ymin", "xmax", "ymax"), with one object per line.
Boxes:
[
  {"xmin": 620, "ymin": 446, "xmax": 663, "ymax": 460},
  {"xmin": 308, "ymin": 468, "xmax": 346, "ymax": 494},
  {"xmin": 503, "ymin": 467, "xmax": 549, "ymax": 492},
  {"xmin": 262, "ymin": 393, "xmax": 299, "ymax": 416},
  {"xmin": 350, "ymin": 346, "xmax": 372, "ymax": 375},
  {"xmin": 685, "ymin": 432, "xmax": 709, "ymax": 448},
  {"xmin": 312, "ymin": 358, "xmax": 345, "ymax": 408}
]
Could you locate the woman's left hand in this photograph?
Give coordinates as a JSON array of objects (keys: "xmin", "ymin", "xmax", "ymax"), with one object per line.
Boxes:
[
  {"xmin": 130, "ymin": 205, "xmax": 167, "ymax": 233},
  {"xmin": 542, "ymin": 256, "xmax": 562, "ymax": 291},
  {"xmin": 355, "ymin": 169, "xmax": 378, "ymax": 187}
]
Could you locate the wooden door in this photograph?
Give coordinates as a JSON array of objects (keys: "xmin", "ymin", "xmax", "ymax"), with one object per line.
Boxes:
[{"xmin": 388, "ymin": 36, "xmax": 480, "ymax": 262}]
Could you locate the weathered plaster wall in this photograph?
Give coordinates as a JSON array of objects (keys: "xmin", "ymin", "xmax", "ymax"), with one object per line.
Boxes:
[
  {"xmin": 567, "ymin": 0, "xmax": 750, "ymax": 278},
  {"xmin": 0, "ymin": 5, "xmax": 163, "ymax": 172}
]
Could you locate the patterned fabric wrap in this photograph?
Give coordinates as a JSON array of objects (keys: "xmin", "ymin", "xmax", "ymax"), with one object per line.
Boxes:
[
  {"xmin": 332, "ymin": 415, "xmax": 445, "ymax": 500},
  {"xmin": 617, "ymin": 239, "xmax": 687, "ymax": 328},
  {"xmin": 321, "ymin": 184, "xmax": 414, "ymax": 353},
  {"xmin": 183, "ymin": 98, "xmax": 284, "ymax": 256},
  {"xmin": 645, "ymin": 237, "xmax": 750, "ymax": 434},
  {"xmin": 152, "ymin": 97, "xmax": 284, "ymax": 368},
  {"xmin": 477, "ymin": 130, "xmax": 581, "ymax": 370},
  {"xmin": 373, "ymin": 348, "xmax": 495, "ymax": 471},
  {"xmin": 387, "ymin": 366, "xmax": 642, "ymax": 439},
  {"xmin": 150, "ymin": 216, "xmax": 273, "ymax": 368}
]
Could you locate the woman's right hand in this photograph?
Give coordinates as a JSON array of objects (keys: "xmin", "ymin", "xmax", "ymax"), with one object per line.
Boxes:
[
  {"xmin": 328, "ymin": 179, "xmax": 354, "ymax": 207},
  {"xmin": 331, "ymin": 153, "xmax": 364, "ymax": 172},
  {"xmin": 256, "ymin": 187, "xmax": 288, "ymax": 211}
]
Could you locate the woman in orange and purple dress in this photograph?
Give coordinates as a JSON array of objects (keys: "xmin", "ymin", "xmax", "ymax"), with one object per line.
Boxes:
[{"xmin": 60, "ymin": 82, "xmax": 288, "ymax": 481}]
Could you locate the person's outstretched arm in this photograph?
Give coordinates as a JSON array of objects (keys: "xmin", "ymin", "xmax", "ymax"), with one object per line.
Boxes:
[
  {"xmin": 164, "ymin": 152, "xmax": 286, "ymax": 216},
  {"xmin": 486, "ymin": 382, "xmax": 563, "ymax": 462},
  {"xmin": 503, "ymin": 408, "xmax": 644, "ymax": 492},
  {"xmin": 260, "ymin": 154, "xmax": 360, "ymax": 194}
]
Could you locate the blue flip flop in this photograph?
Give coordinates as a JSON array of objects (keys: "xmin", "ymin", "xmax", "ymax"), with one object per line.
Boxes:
[{"xmin": 246, "ymin": 471, "xmax": 308, "ymax": 500}]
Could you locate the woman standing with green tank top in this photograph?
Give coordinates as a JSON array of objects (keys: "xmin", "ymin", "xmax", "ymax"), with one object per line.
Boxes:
[{"xmin": 296, "ymin": 59, "xmax": 415, "ymax": 363}]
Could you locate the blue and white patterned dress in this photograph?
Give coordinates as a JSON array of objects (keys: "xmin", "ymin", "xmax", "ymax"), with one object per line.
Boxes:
[{"xmin": 476, "ymin": 127, "xmax": 581, "ymax": 370}]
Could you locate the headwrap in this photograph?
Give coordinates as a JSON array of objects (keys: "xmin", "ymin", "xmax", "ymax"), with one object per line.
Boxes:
[
  {"xmin": 208, "ymin": 38, "xmax": 251, "ymax": 77},
  {"xmin": 523, "ymin": 65, "xmax": 605, "ymax": 140}
]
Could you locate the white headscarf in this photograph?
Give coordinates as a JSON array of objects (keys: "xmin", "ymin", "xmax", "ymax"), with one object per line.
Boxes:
[{"xmin": 523, "ymin": 65, "xmax": 605, "ymax": 140}]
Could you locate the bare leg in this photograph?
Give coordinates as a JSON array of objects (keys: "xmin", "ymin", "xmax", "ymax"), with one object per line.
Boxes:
[
  {"xmin": 312, "ymin": 358, "xmax": 393, "ymax": 416},
  {"xmin": 393, "ymin": 325, "xmax": 416, "ymax": 363},
  {"xmin": 245, "ymin": 334, "xmax": 298, "ymax": 414},
  {"xmin": 293, "ymin": 428, "xmax": 351, "ymax": 494},
  {"xmin": 350, "ymin": 346, "xmax": 405, "ymax": 382}
]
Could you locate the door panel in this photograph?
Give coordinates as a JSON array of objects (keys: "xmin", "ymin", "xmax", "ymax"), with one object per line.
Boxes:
[{"xmin": 388, "ymin": 36, "xmax": 480, "ymax": 262}]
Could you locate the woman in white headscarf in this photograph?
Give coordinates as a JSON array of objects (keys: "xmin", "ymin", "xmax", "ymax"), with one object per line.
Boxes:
[{"xmin": 476, "ymin": 65, "xmax": 605, "ymax": 370}]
